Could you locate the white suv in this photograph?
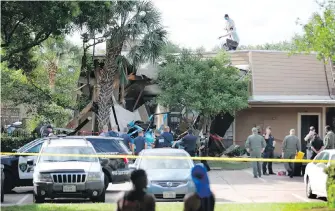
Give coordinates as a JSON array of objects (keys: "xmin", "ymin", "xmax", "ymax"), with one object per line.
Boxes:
[{"xmin": 30, "ymin": 137, "xmax": 105, "ymax": 203}]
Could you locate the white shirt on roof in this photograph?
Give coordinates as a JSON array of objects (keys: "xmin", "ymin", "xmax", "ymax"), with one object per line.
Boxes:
[{"xmin": 225, "ymin": 18, "xmax": 235, "ymax": 32}]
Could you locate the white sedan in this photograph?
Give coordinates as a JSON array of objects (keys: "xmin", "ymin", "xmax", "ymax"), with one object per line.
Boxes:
[{"xmin": 304, "ymin": 149, "xmax": 335, "ymax": 199}]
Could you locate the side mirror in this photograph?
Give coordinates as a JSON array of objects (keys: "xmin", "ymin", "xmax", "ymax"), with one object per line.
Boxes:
[
  {"xmin": 12, "ymin": 149, "xmax": 17, "ymax": 152},
  {"xmin": 27, "ymin": 159, "xmax": 34, "ymax": 166},
  {"xmin": 100, "ymin": 158, "xmax": 109, "ymax": 166}
]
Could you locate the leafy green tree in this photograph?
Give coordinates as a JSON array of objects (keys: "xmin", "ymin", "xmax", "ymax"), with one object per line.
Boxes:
[
  {"xmin": 96, "ymin": 1, "xmax": 167, "ymax": 129},
  {"xmin": 156, "ymin": 50, "xmax": 249, "ymax": 131},
  {"xmin": 292, "ymin": 0, "xmax": 335, "ymax": 61},
  {"xmin": 1, "ymin": 37, "xmax": 81, "ymax": 128}
]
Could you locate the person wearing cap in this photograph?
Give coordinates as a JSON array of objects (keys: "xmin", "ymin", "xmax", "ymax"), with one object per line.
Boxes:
[
  {"xmin": 180, "ymin": 129, "xmax": 198, "ymax": 157},
  {"xmin": 132, "ymin": 130, "xmax": 147, "ymax": 155},
  {"xmin": 116, "ymin": 169, "xmax": 155, "ymax": 211},
  {"xmin": 183, "ymin": 165, "xmax": 215, "ymax": 211},
  {"xmin": 245, "ymin": 127, "xmax": 266, "ymax": 178}
]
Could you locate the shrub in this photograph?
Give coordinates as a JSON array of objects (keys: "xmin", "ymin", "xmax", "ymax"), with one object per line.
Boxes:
[
  {"xmin": 325, "ymin": 164, "xmax": 335, "ymax": 208},
  {"xmin": 1, "ymin": 134, "xmax": 35, "ymax": 152}
]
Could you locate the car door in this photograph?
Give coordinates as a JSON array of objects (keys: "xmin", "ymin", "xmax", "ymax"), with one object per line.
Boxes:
[
  {"xmin": 18, "ymin": 142, "xmax": 43, "ymax": 180},
  {"xmin": 313, "ymin": 152, "xmax": 329, "ymax": 195},
  {"xmin": 309, "ymin": 152, "xmax": 325, "ymax": 190}
]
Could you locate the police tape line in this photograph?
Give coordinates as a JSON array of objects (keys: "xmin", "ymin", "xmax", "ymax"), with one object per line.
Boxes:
[{"xmin": 0, "ymin": 152, "xmax": 333, "ymax": 164}]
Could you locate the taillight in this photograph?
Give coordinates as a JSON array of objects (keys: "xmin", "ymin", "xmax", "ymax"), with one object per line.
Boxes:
[{"xmin": 123, "ymin": 158, "xmax": 128, "ymax": 164}]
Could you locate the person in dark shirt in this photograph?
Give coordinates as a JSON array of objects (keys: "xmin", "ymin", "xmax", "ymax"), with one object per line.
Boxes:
[
  {"xmin": 120, "ymin": 127, "xmax": 131, "ymax": 150},
  {"xmin": 183, "ymin": 165, "xmax": 215, "ymax": 211},
  {"xmin": 153, "ymin": 130, "xmax": 170, "ymax": 148},
  {"xmin": 262, "ymin": 126, "xmax": 275, "ymax": 175},
  {"xmin": 132, "ymin": 130, "xmax": 147, "ymax": 155},
  {"xmin": 116, "ymin": 169, "xmax": 155, "ymax": 211},
  {"xmin": 162, "ymin": 126, "xmax": 174, "ymax": 144},
  {"xmin": 311, "ymin": 133, "xmax": 325, "ymax": 159},
  {"xmin": 180, "ymin": 129, "xmax": 198, "ymax": 156},
  {"xmin": 108, "ymin": 125, "xmax": 119, "ymax": 137}
]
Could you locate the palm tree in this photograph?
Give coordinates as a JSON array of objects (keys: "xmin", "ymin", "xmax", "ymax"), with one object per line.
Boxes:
[
  {"xmin": 38, "ymin": 37, "xmax": 81, "ymax": 92},
  {"xmin": 96, "ymin": 1, "xmax": 167, "ymax": 129}
]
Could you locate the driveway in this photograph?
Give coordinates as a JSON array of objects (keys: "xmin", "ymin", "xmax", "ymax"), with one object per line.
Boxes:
[{"xmin": 1, "ymin": 165, "xmax": 323, "ymax": 206}]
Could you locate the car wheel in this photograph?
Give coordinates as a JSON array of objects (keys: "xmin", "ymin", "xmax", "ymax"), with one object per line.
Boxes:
[
  {"xmin": 306, "ymin": 177, "xmax": 316, "ymax": 199},
  {"xmin": 1, "ymin": 183, "xmax": 4, "ymax": 202},
  {"xmin": 92, "ymin": 190, "xmax": 106, "ymax": 203},
  {"xmin": 104, "ymin": 173, "xmax": 110, "ymax": 190},
  {"xmin": 33, "ymin": 193, "xmax": 45, "ymax": 203},
  {"xmin": 3, "ymin": 171, "xmax": 14, "ymax": 193}
]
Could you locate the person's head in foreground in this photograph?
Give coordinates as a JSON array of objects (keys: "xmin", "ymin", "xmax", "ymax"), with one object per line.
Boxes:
[
  {"xmin": 183, "ymin": 165, "xmax": 215, "ymax": 211},
  {"xmin": 131, "ymin": 169, "xmax": 147, "ymax": 191},
  {"xmin": 117, "ymin": 169, "xmax": 155, "ymax": 211}
]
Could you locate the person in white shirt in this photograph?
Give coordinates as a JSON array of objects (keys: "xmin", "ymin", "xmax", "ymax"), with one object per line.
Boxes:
[{"xmin": 218, "ymin": 14, "xmax": 239, "ymax": 50}]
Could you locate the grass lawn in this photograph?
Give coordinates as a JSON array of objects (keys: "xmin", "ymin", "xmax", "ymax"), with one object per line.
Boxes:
[
  {"xmin": 207, "ymin": 161, "xmax": 251, "ymax": 170},
  {"xmin": 2, "ymin": 202, "xmax": 333, "ymax": 211}
]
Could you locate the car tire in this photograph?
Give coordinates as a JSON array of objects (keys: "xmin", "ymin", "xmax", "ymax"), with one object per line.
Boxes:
[
  {"xmin": 92, "ymin": 190, "xmax": 106, "ymax": 203},
  {"xmin": 1, "ymin": 184, "xmax": 4, "ymax": 202},
  {"xmin": 33, "ymin": 193, "xmax": 45, "ymax": 203},
  {"xmin": 3, "ymin": 171, "xmax": 14, "ymax": 193},
  {"xmin": 306, "ymin": 177, "xmax": 317, "ymax": 199},
  {"xmin": 104, "ymin": 173, "xmax": 110, "ymax": 190}
]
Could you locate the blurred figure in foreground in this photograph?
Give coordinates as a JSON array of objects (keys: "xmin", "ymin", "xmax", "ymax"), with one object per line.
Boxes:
[
  {"xmin": 117, "ymin": 169, "xmax": 155, "ymax": 211},
  {"xmin": 282, "ymin": 129, "xmax": 301, "ymax": 178},
  {"xmin": 245, "ymin": 127, "xmax": 266, "ymax": 178},
  {"xmin": 183, "ymin": 165, "xmax": 215, "ymax": 211}
]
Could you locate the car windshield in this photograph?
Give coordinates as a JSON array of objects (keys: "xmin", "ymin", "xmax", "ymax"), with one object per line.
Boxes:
[
  {"xmin": 17, "ymin": 139, "xmax": 43, "ymax": 153},
  {"xmin": 87, "ymin": 138, "xmax": 129, "ymax": 153},
  {"xmin": 39, "ymin": 146, "xmax": 98, "ymax": 163},
  {"xmin": 139, "ymin": 152, "xmax": 192, "ymax": 169}
]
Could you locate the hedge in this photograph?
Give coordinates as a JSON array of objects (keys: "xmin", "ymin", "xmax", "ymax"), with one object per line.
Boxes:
[
  {"xmin": 1, "ymin": 135, "xmax": 36, "ymax": 152},
  {"xmin": 325, "ymin": 164, "xmax": 335, "ymax": 208}
]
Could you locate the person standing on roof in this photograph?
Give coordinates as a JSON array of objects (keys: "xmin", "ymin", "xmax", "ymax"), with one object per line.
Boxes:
[
  {"xmin": 109, "ymin": 125, "xmax": 120, "ymax": 137},
  {"xmin": 218, "ymin": 14, "xmax": 239, "ymax": 50}
]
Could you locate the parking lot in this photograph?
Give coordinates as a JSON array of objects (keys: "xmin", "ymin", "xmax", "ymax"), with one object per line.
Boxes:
[{"xmin": 1, "ymin": 165, "xmax": 324, "ymax": 207}]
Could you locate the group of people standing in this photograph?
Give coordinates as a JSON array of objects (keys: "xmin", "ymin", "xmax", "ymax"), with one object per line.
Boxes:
[{"xmin": 245, "ymin": 125, "xmax": 335, "ymax": 179}]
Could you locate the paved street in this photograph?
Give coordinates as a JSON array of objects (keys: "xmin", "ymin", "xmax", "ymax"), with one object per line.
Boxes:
[{"xmin": 1, "ymin": 166, "xmax": 325, "ymax": 206}]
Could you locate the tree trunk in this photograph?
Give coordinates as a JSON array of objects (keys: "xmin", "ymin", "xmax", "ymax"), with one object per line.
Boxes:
[
  {"xmin": 96, "ymin": 39, "xmax": 123, "ymax": 130},
  {"xmin": 47, "ymin": 61, "xmax": 57, "ymax": 92}
]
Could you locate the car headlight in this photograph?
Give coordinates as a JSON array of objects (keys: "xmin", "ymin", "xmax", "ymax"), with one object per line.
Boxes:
[
  {"xmin": 35, "ymin": 173, "xmax": 52, "ymax": 182},
  {"xmin": 87, "ymin": 172, "xmax": 102, "ymax": 181}
]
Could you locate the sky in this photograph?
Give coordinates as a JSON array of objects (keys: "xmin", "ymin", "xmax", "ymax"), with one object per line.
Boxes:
[{"xmin": 68, "ymin": 0, "xmax": 320, "ymax": 51}]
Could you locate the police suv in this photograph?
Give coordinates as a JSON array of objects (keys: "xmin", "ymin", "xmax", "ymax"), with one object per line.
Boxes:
[
  {"xmin": 31, "ymin": 138, "xmax": 105, "ymax": 203},
  {"xmin": 1, "ymin": 135, "xmax": 131, "ymax": 193}
]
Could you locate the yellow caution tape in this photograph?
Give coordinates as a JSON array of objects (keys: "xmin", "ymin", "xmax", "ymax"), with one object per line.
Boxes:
[{"xmin": 0, "ymin": 152, "xmax": 333, "ymax": 164}]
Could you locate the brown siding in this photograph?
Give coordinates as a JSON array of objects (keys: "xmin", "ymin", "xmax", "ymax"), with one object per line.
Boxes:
[
  {"xmin": 250, "ymin": 52, "xmax": 333, "ymax": 96},
  {"xmin": 235, "ymin": 107, "xmax": 324, "ymax": 155},
  {"xmin": 230, "ymin": 51, "xmax": 249, "ymax": 66}
]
